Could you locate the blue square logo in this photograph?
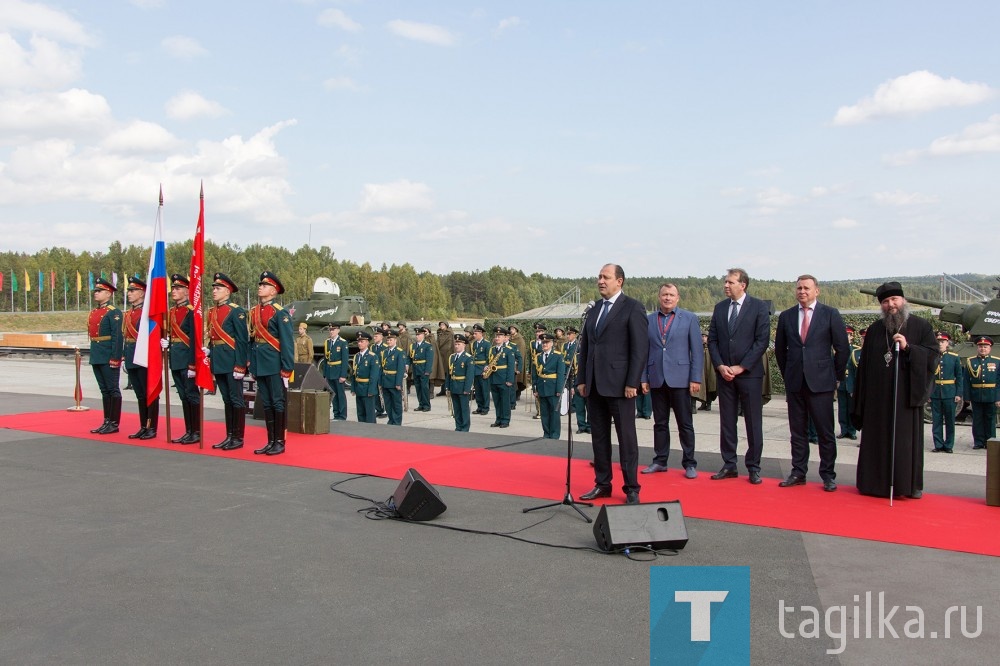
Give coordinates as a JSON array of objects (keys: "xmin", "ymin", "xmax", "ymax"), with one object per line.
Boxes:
[{"xmin": 650, "ymin": 566, "xmax": 750, "ymax": 664}]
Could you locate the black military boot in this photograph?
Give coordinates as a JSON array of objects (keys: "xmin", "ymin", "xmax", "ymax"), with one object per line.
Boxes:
[
  {"xmin": 223, "ymin": 407, "xmax": 245, "ymax": 450},
  {"xmin": 139, "ymin": 401, "xmax": 159, "ymax": 440},
  {"xmin": 182, "ymin": 404, "xmax": 200, "ymax": 444},
  {"xmin": 254, "ymin": 409, "xmax": 275, "ymax": 454},
  {"xmin": 101, "ymin": 396, "xmax": 121, "ymax": 434},
  {"xmin": 213, "ymin": 404, "xmax": 233, "ymax": 449},
  {"xmin": 129, "ymin": 398, "xmax": 148, "ymax": 439},
  {"xmin": 172, "ymin": 403, "xmax": 193, "ymax": 443},
  {"xmin": 266, "ymin": 410, "xmax": 286, "ymax": 456},
  {"xmin": 91, "ymin": 396, "xmax": 111, "ymax": 433}
]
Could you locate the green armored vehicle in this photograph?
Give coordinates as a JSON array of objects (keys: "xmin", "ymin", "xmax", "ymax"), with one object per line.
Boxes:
[{"xmin": 286, "ymin": 278, "xmax": 373, "ymax": 356}]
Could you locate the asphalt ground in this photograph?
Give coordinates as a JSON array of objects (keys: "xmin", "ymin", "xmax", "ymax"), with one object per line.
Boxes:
[{"xmin": 0, "ymin": 357, "xmax": 997, "ymax": 664}]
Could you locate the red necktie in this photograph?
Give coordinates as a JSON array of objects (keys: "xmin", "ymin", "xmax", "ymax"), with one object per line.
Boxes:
[{"xmin": 800, "ymin": 306, "xmax": 811, "ymax": 342}]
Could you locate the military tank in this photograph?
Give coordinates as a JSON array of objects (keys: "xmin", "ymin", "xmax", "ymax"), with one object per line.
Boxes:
[
  {"xmin": 860, "ymin": 283, "xmax": 1000, "ymax": 359},
  {"xmin": 286, "ymin": 278, "xmax": 373, "ymax": 356}
]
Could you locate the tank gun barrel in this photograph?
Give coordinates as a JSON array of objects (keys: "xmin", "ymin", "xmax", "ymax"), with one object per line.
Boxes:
[
  {"xmin": 858, "ymin": 287, "xmax": 946, "ymax": 309},
  {"xmin": 859, "ymin": 287, "xmax": 981, "ymax": 330}
]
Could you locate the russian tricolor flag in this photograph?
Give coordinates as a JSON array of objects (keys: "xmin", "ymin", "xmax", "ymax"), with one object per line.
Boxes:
[{"xmin": 135, "ymin": 186, "xmax": 168, "ymax": 406}]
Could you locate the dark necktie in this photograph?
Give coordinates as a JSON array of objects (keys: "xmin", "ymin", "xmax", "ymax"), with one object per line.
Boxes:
[
  {"xmin": 728, "ymin": 300, "xmax": 739, "ymax": 334},
  {"xmin": 595, "ymin": 300, "xmax": 611, "ymax": 334}
]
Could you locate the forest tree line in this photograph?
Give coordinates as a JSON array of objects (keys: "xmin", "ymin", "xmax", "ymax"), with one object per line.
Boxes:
[{"xmin": 2, "ymin": 242, "xmax": 998, "ymax": 318}]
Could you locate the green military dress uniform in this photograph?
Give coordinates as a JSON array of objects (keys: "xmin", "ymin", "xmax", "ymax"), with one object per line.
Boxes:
[
  {"xmin": 411, "ymin": 334, "xmax": 435, "ymax": 411},
  {"xmin": 88, "ymin": 278, "xmax": 124, "ymax": 434},
  {"xmin": 472, "ymin": 328, "xmax": 490, "ymax": 414},
  {"xmin": 931, "ymin": 345, "xmax": 963, "ymax": 452},
  {"xmin": 448, "ymin": 337, "xmax": 475, "ymax": 432},
  {"xmin": 208, "ymin": 272, "xmax": 250, "ymax": 451},
  {"xmin": 167, "ymin": 274, "xmax": 200, "ymax": 444},
  {"xmin": 563, "ymin": 334, "xmax": 590, "ymax": 433},
  {"xmin": 380, "ymin": 338, "xmax": 407, "ymax": 426},
  {"xmin": 963, "ymin": 338, "xmax": 999, "ymax": 449},
  {"xmin": 532, "ymin": 342, "xmax": 566, "ymax": 440},
  {"xmin": 324, "ymin": 330, "xmax": 350, "ymax": 421},
  {"xmin": 249, "ymin": 271, "xmax": 295, "ymax": 455},
  {"xmin": 371, "ymin": 338, "xmax": 388, "ymax": 418},
  {"xmin": 352, "ymin": 333, "xmax": 381, "ymax": 423},
  {"xmin": 837, "ymin": 346, "xmax": 862, "ymax": 439},
  {"xmin": 488, "ymin": 328, "xmax": 516, "ymax": 427},
  {"xmin": 123, "ymin": 276, "xmax": 158, "ymax": 440}
]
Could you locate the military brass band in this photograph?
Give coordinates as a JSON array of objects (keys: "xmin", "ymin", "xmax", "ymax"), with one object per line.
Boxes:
[{"xmin": 88, "ymin": 264, "xmax": 996, "ymax": 505}]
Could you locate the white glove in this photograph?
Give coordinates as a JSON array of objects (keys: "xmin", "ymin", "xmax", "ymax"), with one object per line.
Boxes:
[
  {"xmin": 186, "ymin": 369, "xmax": 196, "ymax": 379},
  {"xmin": 282, "ymin": 377, "xmax": 289, "ymax": 389},
  {"xmin": 160, "ymin": 338, "xmax": 169, "ymax": 350},
  {"xmin": 233, "ymin": 371, "xmax": 245, "ymax": 381},
  {"xmin": 202, "ymin": 346, "xmax": 210, "ymax": 357}
]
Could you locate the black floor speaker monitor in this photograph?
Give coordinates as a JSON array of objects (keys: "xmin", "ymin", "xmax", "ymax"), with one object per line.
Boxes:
[
  {"xmin": 390, "ymin": 468, "xmax": 446, "ymax": 521},
  {"xmin": 593, "ymin": 501, "xmax": 688, "ymax": 552}
]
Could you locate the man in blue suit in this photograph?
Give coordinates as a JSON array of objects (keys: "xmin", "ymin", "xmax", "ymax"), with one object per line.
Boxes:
[
  {"xmin": 640, "ymin": 283, "xmax": 703, "ymax": 479},
  {"xmin": 707, "ymin": 268, "xmax": 771, "ymax": 484},
  {"xmin": 576, "ymin": 263, "xmax": 649, "ymax": 505},
  {"xmin": 774, "ymin": 275, "xmax": 850, "ymax": 491}
]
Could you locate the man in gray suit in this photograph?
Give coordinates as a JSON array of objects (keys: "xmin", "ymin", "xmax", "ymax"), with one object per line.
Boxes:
[
  {"xmin": 707, "ymin": 268, "xmax": 771, "ymax": 484},
  {"xmin": 576, "ymin": 264, "xmax": 649, "ymax": 505},
  {"xmin": 774, "ymin": 275, "xmax": 850, "ymax": 491},
  {"xmin": 640, "ymin": 283, "xmax": 703, "ymax": 479}
]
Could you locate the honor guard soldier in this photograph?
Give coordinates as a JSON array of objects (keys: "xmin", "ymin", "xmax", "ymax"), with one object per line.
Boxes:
[
  {"xmin": 380, "ymin": 330, "xmax": 407, "ymax": 425},
  {"xmin": 532, "ymin": 332, "xmax": 566, "ymax": 439},
  {"xmin": 323, "ymin": 323, "xmax": 350, "ymax": 421},
  {"xmin": 164, "ymin": 274, "xmax": 200, "ymax": 444},
  {"xmin": 123, "ymin": 276, "xmax": 158, "ymax": 439},
  {"xmin": 207, "ymin": 273, "xmax": 249, "ymax": 451},
  {"xmin": 249, "ymin": 271, "xmax": 295, "ymax": 455},
  {"xmin": 963, "ymin": 336, "xmax": 1000, "ymax": 450},
  {"xmin": 411, "ymin": 326, "xmax": 435, "ymax": 411},
  {"xmin": 448, "ymin": 334, "xmax": 475, "ymax": 431},
  {"xmin": 837, "ymin": 326, "xmax": 861, "ymax": 440},
  {"xmin": 488, "ymin": 326, "xmax": 516, "ymax": 428},
  {"xmin": 352, "ymin": 330, "xmax": 381, "ymax": 423},
  {"xmin": 88, "ymin": 277, "xmax": 123, "ymax": 434},
  {"xmin": 930, "ymin": 331, "xmax": 964, "ymax": 453},
  {"xmin": 565, "ymin": 326, "xmax": 590, "ymax": 434},
  {"xmin": 471, "ymin": 323, "xmax": 490, "ymax": 415}
]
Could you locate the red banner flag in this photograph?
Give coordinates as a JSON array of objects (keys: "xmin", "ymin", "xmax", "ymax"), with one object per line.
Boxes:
[
  {"xmin": 190, "ymin": 182, "xmax": 213, "ymax": 391},
  {"xmin": 50, "ymin": 270, "xmax": 55, "ymax": 290}
]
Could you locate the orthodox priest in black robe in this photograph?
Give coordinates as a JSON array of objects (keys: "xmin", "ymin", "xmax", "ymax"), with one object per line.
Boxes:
[{"xmin": 851, "ymin": 282, "xmax": 938, "ymax": 498}]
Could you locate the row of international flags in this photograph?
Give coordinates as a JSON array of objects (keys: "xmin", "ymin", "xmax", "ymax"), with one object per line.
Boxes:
[{"xmin": 2, "ymin": 270, "xmax": 125, "ymax": 293}]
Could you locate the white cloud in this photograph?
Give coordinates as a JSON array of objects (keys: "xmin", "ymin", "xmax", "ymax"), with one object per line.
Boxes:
[
  {"xmin": 833, "ymin": 70, "xmax": 995, "ymax": 125},
  {"xmin": 494, "ymin": 16, "xmax": 521, "ymax": 37},
  {"xmin": 161, "ymin": 35, "xmax": 208, "ymax": 60},
  {"xmin": 885, "ymin": 114, "xmax": 1000, "ymax": 164},
  {"xmin": 165, "ymin": 90, "xmax": 229, "ymax": 120},
  {"xmin": 386, "ymin": 20, "xmax": 456, "ymax": 46},
  {"xmin": 585, "ymin": 163, "xmax": 640, "ymax": 175},
  {"xmin": 0, "ymin": 33, "xmax": 86, "ymax": 89},
  {"xmin": 872, "ymin": 190, "xmax": 939, "ymax": 206},
  {"xmin": 832, "ymin": 217, "xmax": 859, "ymax": 229},
  {"xmin": 323, "ymin": 76, "xmax": 360, "ymax": 92},
  {"xmin": 318, "ymin": 9, "xmax": 361, "ymax": 32},
  {"xmin": 0, "ymin": 0, "xmax": 96, "ymax": 46},
  {"xmin": 101, "ymin": 120, "xmax": 181, "ymax": 155},
  {"xmin": 0, "ymin": 88, "xmax": 112, "ymax": 140},
  {"xmin": 359, "ymin": 179, "xmax": 434, "ymax": 213},
  {"xmin": 754, "ymin": 186, "xmax": 798, "ymax": 214},
  {"xmin": 128, "ymin": 0, "xmax": 164, "ymax": 8}
]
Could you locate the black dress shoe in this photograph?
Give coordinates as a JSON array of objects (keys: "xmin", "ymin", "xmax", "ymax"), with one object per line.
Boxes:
[
  {"xmin": 498, "ymin": 424, "xmax": 509, "ymax": 428},
  {"xmin": 128, "ymin": 428, "xmax": 147, "ymax": 440},
  {"xmin": 625, "ymin": 492, "xmax": 639, "ymax": 505},
  {"xmin": 490, "ymin": 423, "xmax": 501, "ymax": 428},
  {"xmin": 579, "ymin": 487, "xmax": 611, "ymax": 501},
  {"xmin": 710, "ymin": 469, "xmax": 738, "ymax": 480},
  {"xmin": 909, "ymin": 490, "xmax": 923, "ymax": 499},
  {"xmin": 778, "ymin": 475, "xmax": 805, "ymax": 487},
  {"xmin": 266, "ymin": 442, "xmax": 285, "ymax": 455},
  {"xmin": 90, "ymin": 420, "xmax": 110, "ymax": 433},
  {"xmin": 748, "ymin": 471, "xmax": 762, "ymax": 485},
  {"xmin": 823, "ymin": 480, "xmax": 837, "ymax": 492},
  {"xmin": 100, "ymin": 423, "xmax": 120, "ymax": 434},
  {"xmin": 138, "ymin": 429, "xmax": 157, "ymax": 440}
]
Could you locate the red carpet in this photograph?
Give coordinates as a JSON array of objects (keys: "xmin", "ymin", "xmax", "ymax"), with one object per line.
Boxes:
[{"xmin": 2, "ymin": 409, "xmax": 997, "ymax": 557}]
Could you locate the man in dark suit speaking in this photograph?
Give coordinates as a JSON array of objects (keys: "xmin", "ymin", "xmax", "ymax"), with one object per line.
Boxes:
[
  {"xmin": 707, "ymin": 268, "xmax": 771, "ymax": 484},
  {"xmin": 576, "ymin": 264, "xmax": 649, "ymax": 505},
  {"xmin": 774, "ymin": 275, "xmax": 850, "ymax": 491}
]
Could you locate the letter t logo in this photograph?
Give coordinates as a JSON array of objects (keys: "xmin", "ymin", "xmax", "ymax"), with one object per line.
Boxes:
[{"xmin": 675, "ymin": 591, "xmax": 730, "ymax": 641}]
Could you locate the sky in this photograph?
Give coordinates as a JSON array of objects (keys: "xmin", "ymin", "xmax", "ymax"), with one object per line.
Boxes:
[{"xmin": 1, "ymin": 0, "xmax": 999, "ymax": 281}]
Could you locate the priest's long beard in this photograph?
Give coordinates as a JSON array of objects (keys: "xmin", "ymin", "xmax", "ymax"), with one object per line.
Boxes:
[{"xmin": 882, "ymin": 303, "xmax": 910, "ymax": 335}]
